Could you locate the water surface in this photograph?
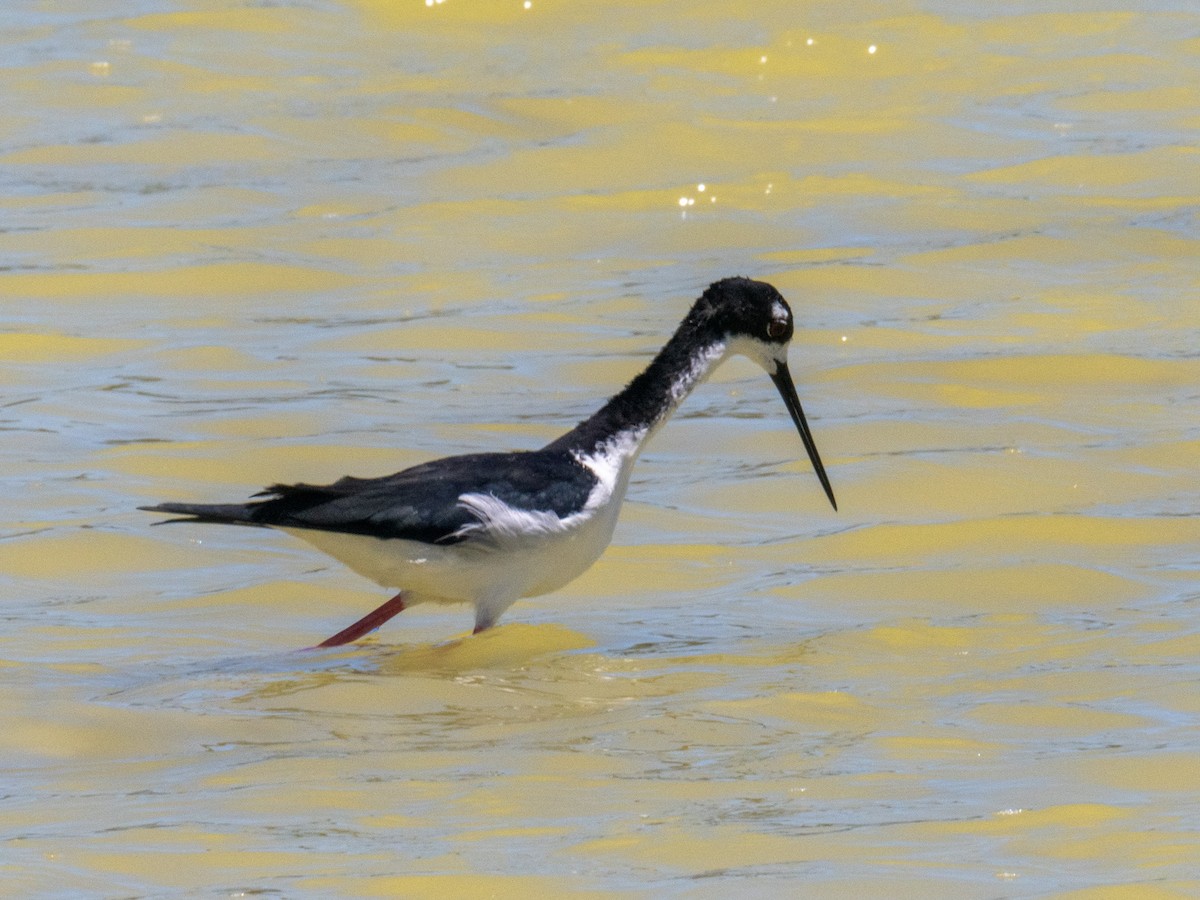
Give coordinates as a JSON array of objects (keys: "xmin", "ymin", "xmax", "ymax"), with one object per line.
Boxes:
[{"xmin": 2, "ymin": 1, "xmax": 1198, "ymax": 896}]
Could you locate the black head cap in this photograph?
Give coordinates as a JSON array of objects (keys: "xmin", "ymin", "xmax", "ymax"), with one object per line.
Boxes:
[{"xmin": 685, "ymin": 277, "xmax": 794, "ymax": 345}]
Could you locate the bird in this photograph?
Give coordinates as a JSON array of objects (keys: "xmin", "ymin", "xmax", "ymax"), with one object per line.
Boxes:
[{"xmin": 141, "ymin": 277, "xmax": 838, "ymax": 648}]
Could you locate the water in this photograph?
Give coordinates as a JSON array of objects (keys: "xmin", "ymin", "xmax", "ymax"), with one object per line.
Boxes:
[{"xmin": 2, "ymin": 1, "xmax": 1198, "ymax": 896}]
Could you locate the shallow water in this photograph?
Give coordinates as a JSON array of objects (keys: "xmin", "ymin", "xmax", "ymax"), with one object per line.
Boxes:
[{"xmin": 2, "ymin": 1, "xmax": 1198, "ymax": 896}]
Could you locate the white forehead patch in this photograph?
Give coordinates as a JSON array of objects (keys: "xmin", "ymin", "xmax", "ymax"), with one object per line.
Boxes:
[{"xmin": 771, "ymin": 300, "xmax": 789, "ymax": 323}]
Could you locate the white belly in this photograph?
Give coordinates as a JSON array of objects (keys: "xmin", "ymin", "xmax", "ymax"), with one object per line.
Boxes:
[
  {"xmin": 277, "ymin": 480, "xmax": 624, "ymax": 608},
  {"xmin": 279, "ymin": 433, "xmax": 640, "ymax": 628}
]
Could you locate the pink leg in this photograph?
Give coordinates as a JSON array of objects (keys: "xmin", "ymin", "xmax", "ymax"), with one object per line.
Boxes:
[{"xmin": 311, "ymin": 592, "xmax": 407, "ymax": 648}]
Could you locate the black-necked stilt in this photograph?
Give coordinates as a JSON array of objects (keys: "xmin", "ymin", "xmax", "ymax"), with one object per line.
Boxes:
[{"xmin": 142, "ymin": 277, "xmax": 837, "ymax": 647}]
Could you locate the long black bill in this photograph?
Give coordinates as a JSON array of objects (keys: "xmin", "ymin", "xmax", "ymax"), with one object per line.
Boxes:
[{"xmin": 770, "ymin": 361, "xmax": 837, "ymax": 511}]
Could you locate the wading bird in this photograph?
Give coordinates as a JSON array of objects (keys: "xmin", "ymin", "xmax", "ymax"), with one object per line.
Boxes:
[{"xmin": 142, "ymin": 277, "xmax": 837, "ymax": 647}]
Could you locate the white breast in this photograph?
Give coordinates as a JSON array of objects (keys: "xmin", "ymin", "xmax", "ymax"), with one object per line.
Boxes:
[
  {"xmin": 277, "ymin": 453, "xmax": 634, "ymax": 609},
  {"xmin": 278, "ymin": 427, "xmax": 647, "ymax": 624}
]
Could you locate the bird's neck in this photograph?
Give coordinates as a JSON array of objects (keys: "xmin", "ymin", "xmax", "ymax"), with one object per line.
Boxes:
[{"xmin": 545, "ymin": 325, "xmax": 729, "ymax": 465}]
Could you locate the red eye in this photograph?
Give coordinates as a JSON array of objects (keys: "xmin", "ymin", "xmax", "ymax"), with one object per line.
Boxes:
[{"xmin": 767, "ymin": 320, "xmax": 787, "ymax": 339}]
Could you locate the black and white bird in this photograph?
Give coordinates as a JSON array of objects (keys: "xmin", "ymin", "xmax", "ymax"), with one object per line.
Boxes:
[{"xmin": 142, "ymin": 277, "xmax": 837, "ymax": 647}]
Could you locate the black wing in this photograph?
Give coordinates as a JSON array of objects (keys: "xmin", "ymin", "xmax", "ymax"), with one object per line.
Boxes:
[{"xmin": 140, "ymin": 449, "xmax": 598, "ymax": 545}]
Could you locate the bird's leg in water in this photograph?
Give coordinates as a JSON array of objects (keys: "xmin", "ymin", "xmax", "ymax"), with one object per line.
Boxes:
[{"xmin": 311, "ymin": 592, "xmax": 407, "ymax": 648}]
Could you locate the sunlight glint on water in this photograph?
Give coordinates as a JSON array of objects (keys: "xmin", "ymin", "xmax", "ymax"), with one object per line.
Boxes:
[{"xmin": 1, "ymin": 2, "xmax": 1197, "ymax": 896}]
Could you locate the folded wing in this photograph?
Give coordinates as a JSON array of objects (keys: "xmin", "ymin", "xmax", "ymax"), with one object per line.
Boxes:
[{"xmin": 140, "ymin": 450, "xmax": 597, "ymax": 546}]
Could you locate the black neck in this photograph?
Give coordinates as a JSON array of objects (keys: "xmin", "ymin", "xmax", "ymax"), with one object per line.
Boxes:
[{"xmin": 544, "ymin": 319, "xmax": 725, "ymax": 458}]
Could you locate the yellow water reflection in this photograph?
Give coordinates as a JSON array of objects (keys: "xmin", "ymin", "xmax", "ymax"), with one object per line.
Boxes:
[{"xmin": 3, "ymin": 0, "xmax": 1198, "ymax": 896}]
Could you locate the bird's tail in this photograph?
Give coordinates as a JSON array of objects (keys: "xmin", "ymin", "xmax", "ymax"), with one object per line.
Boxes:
[{"xmin": 139, "ymin": 502, "xmax": 267, "ymax": 527}]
